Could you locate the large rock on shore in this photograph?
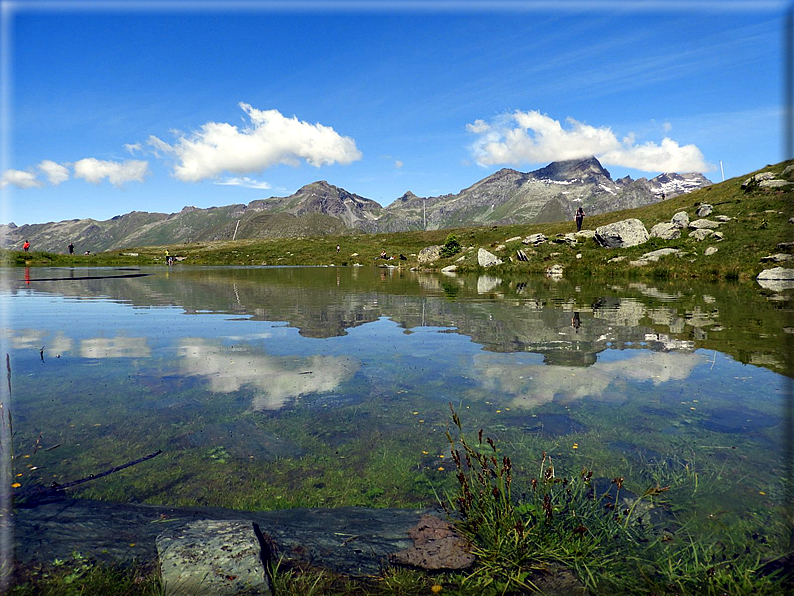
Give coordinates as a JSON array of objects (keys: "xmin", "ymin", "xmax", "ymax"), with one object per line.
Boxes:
[
  {"xmin": 649, "ymin": 222, "xmax": 681, "ymax": 240},
  {"xmin": 594, "ymin": 219, "xmax": 649, "ymax": 248},
  {"xmin": 418, "ymin": 245, "xmax": 442, "ymax": 263},
  {"xmin": 478, "ymin": 248, "xmax": 503, "ymax": 267},
  {"xmin": 756, "ymin": 267, "xmax": 794, "ymax": 291}
]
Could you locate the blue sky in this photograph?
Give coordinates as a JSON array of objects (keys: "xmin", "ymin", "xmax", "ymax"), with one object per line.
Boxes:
[{"xmin": 0, "ymin": 1, "xmax": 787, "ymax": 225}]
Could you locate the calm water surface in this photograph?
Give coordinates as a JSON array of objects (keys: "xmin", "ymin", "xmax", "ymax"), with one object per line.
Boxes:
[{"xmin": 1, "ymin": 266, "xmax": 790, "ymax": 549}]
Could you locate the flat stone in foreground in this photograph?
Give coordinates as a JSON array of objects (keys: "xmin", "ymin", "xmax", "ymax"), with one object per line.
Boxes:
[
  {"xmin": 157, "ymin": 520, "xmax": 270, "ymax": 596},
  {"xmin": 594, "ymin": 219, "xmax": 649, "ymax": 248}
]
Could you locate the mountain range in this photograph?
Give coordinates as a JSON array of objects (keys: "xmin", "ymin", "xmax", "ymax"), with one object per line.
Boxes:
[{"xmin": 0, "ymin": 157, "xmax": 711, "ymax": 253}]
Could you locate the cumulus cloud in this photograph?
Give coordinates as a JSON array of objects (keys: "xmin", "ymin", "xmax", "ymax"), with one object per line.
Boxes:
[
  {"xmin": 467, "ymin": 110, "xmax": 709, "ymax": 173},
  {"xmin": 149, "ymin": 102, "xmax": 362, "ymax": 183},
  {"xmin": 37, "ymin": 160, "xmax": 70, "ymax": 185},
  {"xmin": 73, "ymin": 158, "xmax": 148, "ymax": 186},
  {"xmin": 124, "ymin": 142, "xmax": 144, "ymax": 154},
  {"xmin": 213, "ymin": 176, "xmax": 272, "ymax": 189},
  {"xmin": 0, "ymin": 169, "xmax": 43, "ymax": 189}
]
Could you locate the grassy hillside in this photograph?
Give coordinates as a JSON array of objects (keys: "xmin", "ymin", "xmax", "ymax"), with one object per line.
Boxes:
[{"xmin": 3, "ymin": 160, "xmax": 792, "ymax": 282}]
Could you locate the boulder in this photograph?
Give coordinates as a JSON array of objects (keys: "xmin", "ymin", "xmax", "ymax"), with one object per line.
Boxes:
[
  {"xmin": 760, "ymin": 254, "xmax": 794, "ymax": 263},
  {"xmin": 552, "ymin": 233, "xmax": 577, "ymax": 246},
  {"xmin": 608, "ymin": 256, "xmax": 627, "ymax": 263},
  {"xmin": 671, "ymin": 211, "xmax": 689, "ymax": 228},
  {"xmin": 640, "ymin": 248, "xmax": 681, "ymax": 262},
  {"xmin": 713, "ymin": 215, "xmax": 732, "ymax": 222},
  {"xmin": 504, "ymin": 236, "xmax": 522, "ymax": 243},
  {"xmin": 696, "ymin": 204, "xmax": 713, "ymax": 217},
  {"xmin": 689, "ymin": 229, "xmax": 714, "ymax": 241},
  {"xmin": 689, "ymin": 219, "xmax": 720, "ymax": 230},
  {"xmin": 778, "ymin": 242, "xmax": 794, "ymax": 252},
  {"xmin": 704, "ymin": 247, "xmax": 718, "ymax": 256},
  {"xmin": 712, "ymin": 231, "xmax": 724, "ymax": 241},
  {"xmin": 783, "ymin": 164, "xmax": 794, "ymax": 179},
  {"xmin": 757, "ymin": 267, "xmax": 794, "ymax": 280},
  {"xmin": 441, "ymin": 265, "xmax": 458, "ymax": 273},
  {"xmin": 545, "ymin": 264, "xmax": 564, "ymax": 277},
  {"xmin": 157, "ymin": 520, "xmax": 270, "ymax": 596},
  {"xmin": 389, "ymin": 515, "xmax": 474, "ymax": 571},
  {"xmin": 574, "ymin": 229, "xmax": 595, "ymax": 239},
  {"xmin": 594, "ymin": 219, "xmax": 649, "ymax": 248},
  {"xmin": 477, "ymin": 248, "xmax": 503, "ymax": 267},
  {"xmin": 629, "ymin": 260, "xmax": 649, "ymax": 267},
  {"xmin": 649, "ymin": 222, "xmax": 681, "ymax": 240},
  {"xmin": 523, "ymin": 233, "xmax": 547, "ymax": 245},
  {"xmin": 759, "ymin": 179, "xmax": 793, "ymax": 189},
  {"xmin": 742, "ymin": 172, "xmax": 776, "ymax": 188},
  {"xmin": 418, "ymin": 245, "xmax": 442, "ymax": 264}
]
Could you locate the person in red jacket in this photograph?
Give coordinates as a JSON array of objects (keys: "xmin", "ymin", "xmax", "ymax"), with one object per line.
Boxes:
[{"xmin": 22, "ymin": 240, "xmax": 30, "ymax": 252}]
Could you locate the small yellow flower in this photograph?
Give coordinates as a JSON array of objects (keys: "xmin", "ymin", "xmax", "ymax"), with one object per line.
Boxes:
[
  {"xmin": 15, "ymin": 473, "xmax": 22, "ymax": 477},
  {"xmin": 438, "ymin": 454, "xmax": 444, "ymax": 458},
  {"xmin": 431, "ymin": 585, "xmax": 443, "ymax": 593},
  {"xmin": 572, "ymin": 444, "xmax": 579, "ymax": 449},
  {"xmin": 422, "ymin": 450, "xmax": 429, "ymax": 455},
  {"xmin": 412, "ymin": 411, "xmax": 419, "ymax": 415},
  {"xmin": 418, "ymin": 419, "xmax": 425, "ymax": 423},
  {"xmin": 11, "ymin": 483, "xmax": 20, "ymax": 488},
  {"xmin": 759, "ymin": 491, "xmax": 766, "ymax": 495},
  {"xmin": 496, "ymin": 410, "xmax": 501, "ymax": 413},
  {"xmin": 437, "ymin": 466, "xmax": 445, "ymax": 471},
  {"xmin": 690, "ymin": 407, "xmax": 696, "ymax": 410}
]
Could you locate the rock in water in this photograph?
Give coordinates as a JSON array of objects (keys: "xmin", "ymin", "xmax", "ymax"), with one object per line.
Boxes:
[
  {"xmin": 594, "ymin": 219, "xmax": 649, "ymax": 248},
  {"xmin": 477, "ymin": 248, "xmax": 503, "ymax": 267},
  {"xmin": 157, "ymin": 520, "xmax": 271, "ymax": 596},
  {"xmin": 389, "ymin": 515, "xmax": 475, "ymax": 571}
]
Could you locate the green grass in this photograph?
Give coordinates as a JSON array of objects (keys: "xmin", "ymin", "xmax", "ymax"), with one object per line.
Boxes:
[{"xmin": 3, "ymin": 160, "xmax": 792, "ymax": 281}]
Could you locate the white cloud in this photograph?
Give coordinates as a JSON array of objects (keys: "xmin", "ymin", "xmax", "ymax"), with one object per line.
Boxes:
[
  {"xmin": 213, "ymin": 176, "xmax": 272, "ymax": 189},
  {"xmin": 394, "ymin": 160, "xmax": 403, "ymax": 169},
  {"xmin": 150, "ymin": 103, "xmax": 362, "ymax": 183},
  {"xmin": 124, "ymin": 142, "xmax": 144, "ymax": 154},
  {"xmin": 73, "ymin": 158, "xmax": 148, "ymax": 186},
  {"xmin": 37, "ymin": 160, "xmax": 70, "ymax": 185},
  {"xmin": 0, "ymin": 169, "xmax": 43, "ymax": 189},
  {"xmin": 663, "ymin": 121, "xmax": 672, "ymax": 133},
  {"xmin": 467, "ymin": 110, "xmax": 709, "ymax": 173}
]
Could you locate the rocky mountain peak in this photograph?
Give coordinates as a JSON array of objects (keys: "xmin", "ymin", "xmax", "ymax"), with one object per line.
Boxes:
[{"xmin": 534, "ymin": 156, "xmax": 612, "ymax": 182}]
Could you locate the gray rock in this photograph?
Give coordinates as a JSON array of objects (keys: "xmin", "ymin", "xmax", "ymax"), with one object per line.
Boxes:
[
  {"xmin": 696, "ymin": 204, "xmax": 713, "ymax": 217},
  {"xmin": 742, "ymin": 172, "xmax": 776, "ymax": 188},
  {"xmin": 777, "ymin": 242, "xmax": 794, "ymax": 252},
  {"xmin": 689, "ymin": 219, "xmax": 720, "ymax": 230},
  {"xmin": 477, "ymin": 248, "xmax": 503, "ymax": 267},
  {"xmin": 574, "ymin": 229, "xmax": 595, "ymax": 239},
  {"xmin": 760, "ymin": 254, "xmax": 794, "ymax": 263},
  {"xmin": 608, "ymin": 256, "xmax": 627, "ymax": 263},
  {"xmin": 545, "ymin": 264, "xmax": 564, "ymax": 277},
  {"xmin": 649, "ymin": 222, "xmax": 681, "ymax": 240},
  {"xmin": 782, "ymin": 164, "xmax": 794, "ymax": 179},
  {"xmin": 523, "ymin": 233, "xmax": 547, "ymax": 245},
  {"xmin": 418, "ymin": 245, "xmax": 442, "ymax": 264},
  {"xmin": 552, "ymin": 233, "xmax": 577, "ymax": 246},
  {"xmin": 759, "ymin": 179, "xmax": 793, "ymax": 189},
  {"xmin": 157, "ymin": 520, "xmax": 270, "ymax": 596},
  {"xmin": 441, "ymin": 265, "xmax": 458, "ymax": 272},
  {"xmin": 594, "ymin": 218, "xmax": 649, "ymax": 248},
  {"xmin": 629, "ymin": 260, "xmax": 649, "ymax": 267},
  {"xmin": 713, "ymin": 215, "xmax": 732, "ymax": 222},
  {"xmin": 689, "ymin": 228, "xmax": 714, "ymax": 241},
  {"xmin": 504, "ymin": 236, "xmax": 522, "ymax": 243},
  {"xmin": 704, "ymin": 247, "xmax": 718, "ymax": 256},
  {"xmin": 712, "ymin": 231, "xmax": 724, "ymax": 241},
  {"xmin": 671, "ymin": 211, "xmax": 689, "ymax": 228},
  {"xmin": 640, "ymin": 248, "xmax": 681, "ymax": 262},
  {"xmin": 757, "ymin": 267, "xmax": 794, "ymax": 280},
  {"xmin": 455, "ymin": 255, "xmax": 466, "ymax": 262}
]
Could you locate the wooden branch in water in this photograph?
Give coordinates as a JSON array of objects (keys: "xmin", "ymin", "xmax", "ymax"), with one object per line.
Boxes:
[{"xmin": 20, "ymin": 449, "xmax": 163, "ymax": 502}]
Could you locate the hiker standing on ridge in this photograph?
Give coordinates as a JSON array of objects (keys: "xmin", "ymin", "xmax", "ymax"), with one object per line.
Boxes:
[{"xmin": 574, "ymin": 207, "xmax": 585, "ymax": 232}]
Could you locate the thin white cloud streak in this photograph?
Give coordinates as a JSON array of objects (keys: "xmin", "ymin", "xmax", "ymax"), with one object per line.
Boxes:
[
  {"xmin": 394, "ymin": 160, "xmax": 403, "ymax": 169},
  {"xmin": 37, "ymin": 160, "xmax": 69, "ymax": 185},
  {"xmin": 213, "ymin": 176, "xmax": 272, "ymax": 189},
  {"xmin": 149, "ymin": 102, "xmax": 362, "ymax": 183},
  {"xmin": 0, "ymin": 169, "xmax": 43, "ymax": 189},
  {"xmin": 72, "ymin": 158, "xmax": 149, "ymax": 186},
  {"xmin": 467, "ymin": 110, "xmax": 710, "ymax": 173}
]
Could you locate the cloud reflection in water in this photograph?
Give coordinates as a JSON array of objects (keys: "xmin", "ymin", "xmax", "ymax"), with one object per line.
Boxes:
[{"xmin": 177, "ymin": 338, "xmax": 359, "ymax": 410}]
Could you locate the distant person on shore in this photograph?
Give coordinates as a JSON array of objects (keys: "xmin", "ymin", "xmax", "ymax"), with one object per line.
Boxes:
[
  {"xmin": 571, "ymin": 311, "xmax": 581, "ymax": 331},
  {"xmin": 84, "ymin": 250, "xmax": 90, "ymax": 255},
  {"xmin": 336, "ymin": 244, "xmax": 341, "ymax": 253},
  {"xmin": 380, "ymin": 250, "xmax": 387, "ymax": 259},
  {"xmin": 68, "ymin": 242, "xmax": 74, "ymax": 255},
  {"xmin": 574, "ymin": 207, "xmax": 585, "ymax": 232},
  {"xmin": 165, "ymin": 249, "xmax": 173, "ymax": 266},
  {"xmin": 22, "ymin": 240, "xmax": 30, "ymax": 252}
]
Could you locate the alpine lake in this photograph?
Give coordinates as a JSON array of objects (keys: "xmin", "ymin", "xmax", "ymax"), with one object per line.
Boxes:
[{"xmin": 3, "ymin": 265, "xmax": 792, "ymax": 590}]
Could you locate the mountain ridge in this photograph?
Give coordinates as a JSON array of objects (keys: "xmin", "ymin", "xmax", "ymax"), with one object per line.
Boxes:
[{"xmin": 1, "ymin": 157, "xmax": 711, "ymax": 253}]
